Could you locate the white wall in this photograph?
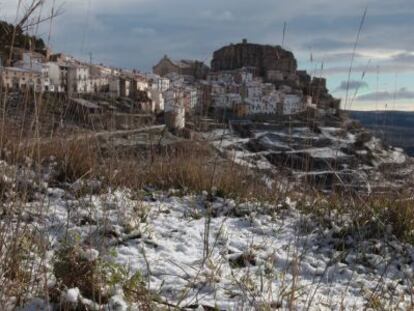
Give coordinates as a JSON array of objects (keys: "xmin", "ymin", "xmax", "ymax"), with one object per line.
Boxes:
[{"xmin": 283, "ymin": 94, "xmax": 304, "ymax": 115}]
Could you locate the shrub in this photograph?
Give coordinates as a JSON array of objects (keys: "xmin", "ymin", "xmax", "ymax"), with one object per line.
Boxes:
[{"xmin": 53, "ymin": 245, "xmax": 153, "ymax": 309}]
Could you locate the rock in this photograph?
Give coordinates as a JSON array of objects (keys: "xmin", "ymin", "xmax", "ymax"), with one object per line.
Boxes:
[
  {"xmin": 19, "ymin": 298, "xmax": 51, "ymax": 311},
  {"xmin": 107, "ymin": 295, "xmax": 128, "ymax": 311},
  {"xmin": 64, "ymin": 288, "xmax": 80, "ymax": 304},
  {"xmin": 228, "ymin": 252, "xmax": 256, "ymax": 268},
  {"xmin": 81, "ymin": 248, "xmax": 99, "ymax": 262}
]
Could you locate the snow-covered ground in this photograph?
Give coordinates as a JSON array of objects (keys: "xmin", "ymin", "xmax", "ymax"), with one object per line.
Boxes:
[{"xmin": 3, "ymin": 184, "xmax": 413, "ymax": 310}]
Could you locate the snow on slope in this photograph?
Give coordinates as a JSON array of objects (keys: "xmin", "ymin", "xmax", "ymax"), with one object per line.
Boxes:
[{"xmin": 6, "ymin": 187, "xmax": 413, "ymax": 310}]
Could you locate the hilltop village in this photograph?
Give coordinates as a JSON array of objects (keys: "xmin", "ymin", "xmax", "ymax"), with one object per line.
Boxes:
[{"xmin": 1, "ymin": 39, "xmax": 340, "ymax": 131}]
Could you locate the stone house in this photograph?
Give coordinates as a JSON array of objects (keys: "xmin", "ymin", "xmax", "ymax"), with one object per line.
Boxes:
[{"xmin": 153, "ymin": 55, "xmax": 209, "ymax": 80}]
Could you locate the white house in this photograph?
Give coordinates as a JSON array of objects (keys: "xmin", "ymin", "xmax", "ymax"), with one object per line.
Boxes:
[
  {"xmin": 109, "ymin": 77, "xmax": 132, "ymax": 97},
  {"xmin": 283, "ymin": 94, "xmax": 304, "ymax": 115},
  {"xmin": 214, "ymin": 93, "xmax": 242, "ymax": 109},
  {"xmin": 43, "ymin": 62, "xmax": 66, "ymax": 92},
  {"xmin": 245, "ymin": 80, "xmax": 262, "ymax": 99},
  {"xmin": 164, "ymin": 88, "xmax": 185, "ymax": 129},
  {"xmin": 261, "ymin": 91, "xmax": 281, "ymax": 114},
  {"xmin": 1, "ymin": 67, "xmax": 42, "ymax": 92},
  {"xmin": 146, "ymin": 73, "xmax": 170, "ymax": 92},
  {"xmin": 135, "ymin": 76, "xmax": 149, "ymax": 91},
  {"xmin": 12, "ymin": 53, "xmax": 57, "ymax": 93},
  {"xmin": 18, "ymin": 52, "xmax": 45, "ymax": 72},
  {"xmin": 183, "ymin": 86, "xmax": 198, "ymax": 111},
  {"xmin": 148, "ymin": 89, "xmax": 164, "ymax": 112},
  {"xmin": 68, "ymin": 65, "xmax": 91, "ymax": 95}
]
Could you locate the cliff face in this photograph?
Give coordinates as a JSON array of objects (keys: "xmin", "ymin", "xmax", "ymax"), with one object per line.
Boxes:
[{"xmin": 211, "ymin": 40, "xmax": 297, "ymax": 76}]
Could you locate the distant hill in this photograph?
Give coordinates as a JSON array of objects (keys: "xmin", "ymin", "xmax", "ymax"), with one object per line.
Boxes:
[
  {"xmin": 349, "ymin": 110, "xmax": 414, "ymax": 156},
  {"xmin": 0, "ymin": 20, "xmax": 46, "ymax": 65}
]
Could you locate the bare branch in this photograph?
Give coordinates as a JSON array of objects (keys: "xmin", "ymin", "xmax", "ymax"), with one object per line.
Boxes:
[
  {"xmin": 16, "ymin": 0, "xmax": 64, "ymax": 31},
  {"xmin": 16, "ymin": 0, "xmax": 43, "ymax": 29}
]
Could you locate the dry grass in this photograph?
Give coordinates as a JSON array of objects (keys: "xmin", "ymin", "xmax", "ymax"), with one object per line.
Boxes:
[
  {"xmin": 105, "ymin": 143, "xmax": 277, "ymax": 200},
  {"xmin": 0, "ymin": 230, "xmax": 45, "ymax": 307},
  {"xmin": 38, "ymin": 137, "xmax": 100, "ymax": 184},
  {"xmin": 298, "ymin": 191, "xmax": 414, "ymax": 244},
  {"xmin": 0, "ymin": 111, "xmax": 278, "ymax": 200},
  {"xmin": 367, "ymin": 195, "xmax": 414, "ymax": 243}
]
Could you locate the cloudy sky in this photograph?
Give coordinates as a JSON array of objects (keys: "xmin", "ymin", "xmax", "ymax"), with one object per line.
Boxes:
[{"xmin": 2, "ymin": 0, "xmax": 414, "ymax": 111}]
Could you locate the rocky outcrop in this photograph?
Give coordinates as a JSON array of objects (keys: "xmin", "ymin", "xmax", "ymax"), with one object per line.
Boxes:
[
  {"xmin": 308, "ymin": 77, "xmax": 341, "ymax": 111},
  {"xmin": 211, "ymin": 39, "xmax": 297, "ymax": 77},
  {"xmin": 211, "ymin": 119, "xmax": 414, "ymax": 192}
]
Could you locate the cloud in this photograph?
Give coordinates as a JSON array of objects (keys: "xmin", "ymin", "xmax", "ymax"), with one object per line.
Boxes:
[
  {"xmin": 391, "ymin": 52, "xmax": 414, "ymax": 63},
  {"xmin": 201, "ymin": 10, "xmax": 235, "ymax": 21},
  {"xmin": 131, "ymin": 27, "xmax": 157, "ymax": 36},
  {"xmin": 357, "ymin": 88, "xmax": 414, "ymax": 101},
  {"xmin": 336, "ymin": 80, "xmax": 368, "ymax": 91},
  {"xmin": 304, "ymin": 38, "xmax": 352, "ymax": 51},
  {"xmin": 315, "ymin": 52, "xmax": 366, "ymax": 63},
  {"xmin": 3, "ymin": 0, "xmax": 414, "ymax": 77},
  {"xmin": 324, "ymin": 62, "xmax": 414, "ymax": 75}
]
